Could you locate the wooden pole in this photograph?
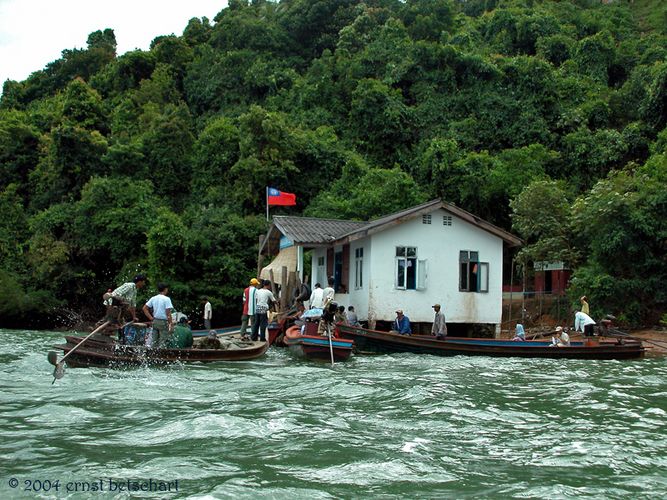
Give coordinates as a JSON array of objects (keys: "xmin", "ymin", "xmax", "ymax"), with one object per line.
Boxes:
[
  {"xmin": 50, "ymin": 320, "xmax": 111, "ymax": 383},
  {"xmin": 268, "ymin": 269, "xmax": 278, "ymax": 297},
  {"xmin": 280, "ymin": 265, "xmax": 288, "ymax": 310}
]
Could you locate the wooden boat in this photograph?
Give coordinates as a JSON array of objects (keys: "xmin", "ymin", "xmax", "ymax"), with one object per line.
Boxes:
[
  {"xmin": 192, "ymin": 320, "xmax": 285, "ymax": 345},
  {"xmin": 52, "ymin": 334, "xmax": 269, "ymax": 369},
  {"xmin": 336, "ymin": 324, "xmax": 645, "ymax": 360},
  {"xmin": 284, "ymin": 324, "xmax": 353, "ymax": 362}
]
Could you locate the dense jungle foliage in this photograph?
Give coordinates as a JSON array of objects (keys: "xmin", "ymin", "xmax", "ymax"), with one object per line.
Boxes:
[{"xmin": 1, "ymin": 0, "xmax": 666, "ymax": 328}]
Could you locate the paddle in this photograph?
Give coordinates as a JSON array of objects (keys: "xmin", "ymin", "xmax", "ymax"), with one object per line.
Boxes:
[
  {"xmin": 48, "ymin": 320, "xmax": 111, "ymax": 384},
  {"xmin": 327, "ymin": 323, "xmax": 335, "ymax": 367}
]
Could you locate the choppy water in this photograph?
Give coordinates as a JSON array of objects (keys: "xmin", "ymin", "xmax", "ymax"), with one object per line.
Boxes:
[{"xmin": 1, "ymin": 329, "xmax": 666, "ymax": 499}]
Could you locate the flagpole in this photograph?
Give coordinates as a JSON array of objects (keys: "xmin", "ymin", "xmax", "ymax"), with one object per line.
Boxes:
[{"xmin": 266, "ymin": 186, "xmax": 269, "ymax": 221}]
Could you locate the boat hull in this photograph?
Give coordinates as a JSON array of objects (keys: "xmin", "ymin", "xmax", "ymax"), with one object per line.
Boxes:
[
  {"xmin": 54, "ymin": 335, "xmax": 269, "ymax": 368},
  {"xmin": 336, "ymin": 325, "xmax": 645, "ymax": 360},
  {"xmin": 284, "ymin": 326, "xmax": 353, "ymax": 362},
  {"xmin": 192, "ymin": 322, "xmax": 283, "ymax": 345}
]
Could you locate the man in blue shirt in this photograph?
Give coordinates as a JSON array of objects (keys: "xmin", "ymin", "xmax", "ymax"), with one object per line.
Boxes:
[{"xmin": 392, "ymin": 310, "xmax": 411, "ymax": 335}]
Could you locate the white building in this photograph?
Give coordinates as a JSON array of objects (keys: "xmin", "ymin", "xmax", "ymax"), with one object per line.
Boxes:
[{"xmin": 259, "ymin": 199, "xmax": 521, "ymax": 336}]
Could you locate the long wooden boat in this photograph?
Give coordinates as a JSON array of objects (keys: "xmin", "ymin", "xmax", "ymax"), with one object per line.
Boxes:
[
  {"xmin": 192, "ymin": 322, "xmax": 284, "ymax": 346},
  {"xmin": 336, "ymin": 324, "xmax": 645, "ymax": 360},
  {"xmin": 284, "ymin": 325, "xmax": 353, "ymax": 362},
  {"xmin": 53, "ymin": 334, "xmax": 269, "ymax": 369}
]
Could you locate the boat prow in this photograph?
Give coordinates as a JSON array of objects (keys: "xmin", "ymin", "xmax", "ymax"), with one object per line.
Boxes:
[
  {"xmin": 53, "ymin": 334, "xmax": 269, "ymax": 369},
  {"xmin": 284, "ymin": 325, "xmax": 353, "ymax": 362}
]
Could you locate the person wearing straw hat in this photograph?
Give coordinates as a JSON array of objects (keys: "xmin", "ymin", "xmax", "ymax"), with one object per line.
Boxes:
[
  {"xmin": 550, "ymin": 326, "xmax": 570, "ymax": 347},
  {"xmin": 431, "ymin": 304, "xmax": 447, "ymax": 340},
  {"xmin": 391, "ymin": 310, "xmax": 411, "ymax": 335}
]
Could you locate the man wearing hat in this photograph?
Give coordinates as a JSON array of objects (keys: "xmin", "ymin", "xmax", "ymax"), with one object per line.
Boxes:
[
  {"xmin": 552, "ymin": 326, "xmax": 570, "ymax": 347},
  {"xmin": 431, "ymin": 304, "xmax": 447, "ymax": 340},
  {"xmin": 241, "ymin": 278, "xmax": 260, "ymax": 337},
  {"xmin": 391, "ymin": 310, "xmax": 411, "ymax": 335},
  {"xmin": 199, "ymin": 329, "xmax": 222, "ymax": 350}
]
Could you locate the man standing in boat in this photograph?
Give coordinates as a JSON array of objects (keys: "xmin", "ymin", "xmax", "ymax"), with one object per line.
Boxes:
[
  {"xmin": 309, "ymin": 282, "xmax": 325, "ymax": 309},
  {"xmin": 252, "ymin": 280, "xmax": 276, "ymax": 342},
  {"xmin": 241, "ymin": 278, "xmax": 260, "ymax": 337},
  {"xmin": 574, "ymin": 311, "xmax": 596, "ymax": 337},
  {"xmin": 323, "ymin": 277, "xmax": 335, "ymax": 307},
  {"xmin": 104, "ymin": 274, "xmax": 147, "ymax": 323},
  {"xmin": 431, "ymin": 304, "xmax": 447, "ymax": 340},
  {"xmin": 142, "ymin": 282, "xmax": 174, "ymax": 348},
  {"xmin": 202, "ymin": 297, "xmax": 212, "ymax": 330}
]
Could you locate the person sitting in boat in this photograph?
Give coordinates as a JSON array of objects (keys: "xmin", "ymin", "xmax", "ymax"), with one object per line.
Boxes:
[
  {"xmin": 512, "ymin": 323, "xmax": 526, "ymax": 341},
  {"xmin": 168, "ymin": 316, "xmax": 193, "ymax": 349},
  {"xmin": 391, "ymin": 310, "xmax": 411, "ymax": 335},
  {"xmin": 550, "ymin": 326, "xmax": 570, "ymax": 347},
  {"xmin": 574, "ymin": 311, "xmax": 596, "ymax": 337},
  {"xmin": 347, "ymin": 306, "xmax": 360, "ymax": 327},
  {"xmin": 335, "ymin": 305, "xmax": 347, "ymax": 324},
  {"xmin": 198, "ymin": 330, "xmax": 222, "ymax": 349},
  {"xmin": 103, "ymin": 274, "xmax": 147, "ymax": 323},
  {"xmin": 318, "ymin": 301, "xmax": 338, "ymax": 336}
]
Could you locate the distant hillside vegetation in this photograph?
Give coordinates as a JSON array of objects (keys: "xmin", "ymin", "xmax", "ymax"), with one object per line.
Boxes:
[{"xmin": 1, "ymin": 0, "xmax": 665, "ymax": 328}]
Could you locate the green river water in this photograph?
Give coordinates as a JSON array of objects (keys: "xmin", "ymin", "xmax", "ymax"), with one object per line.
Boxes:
[{"xmin": 1, "ymin": 328, "xmax": 666, "ymax": 499}]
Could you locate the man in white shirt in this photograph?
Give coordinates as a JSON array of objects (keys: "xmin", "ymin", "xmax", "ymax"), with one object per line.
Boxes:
[
  {"xmin": 322, "ymin": 277, "xmax": 335, "ymax": 307},
  {"xmin": 309, "ymin": 282, "xmax": 325, "ymax": 309},
  {"xmin": 251, "ymin": 280, "xmax": 276, "ymax": 342},
  {"xmin": 143, "ymin": 283, "xmax": 174, "ymax": 348},
  {"xmin": 574, "ymin": 311, "xmax": 596, "ymax": 337},
  {"xmin": 202, "ymin": 297, "xmax": 212, "ymax": 330},
  {"xmin": 552, "ymin": 326, "xmax": 570, "ymax": 347}
]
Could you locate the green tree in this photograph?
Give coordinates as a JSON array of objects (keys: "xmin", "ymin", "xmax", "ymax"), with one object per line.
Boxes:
[
  {"xmin": 510, "ymin": 179, "xmax": 578, "ymax": 267},
  {"xmin": 569, "ymin": 158, "xmax": 667, "ymax": 325}
]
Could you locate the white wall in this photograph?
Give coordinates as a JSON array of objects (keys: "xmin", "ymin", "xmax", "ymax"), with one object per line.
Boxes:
[
  {"xmin": 309, "ymin": 244, "xmax": 370, "ymax": 321},
  {"xmin": 345, "ymin": 240, "xmax": 370, "ymax": 321},
  {"xmin": 366, "ymin": 208, "xmax": 504, "ymax": 325}
]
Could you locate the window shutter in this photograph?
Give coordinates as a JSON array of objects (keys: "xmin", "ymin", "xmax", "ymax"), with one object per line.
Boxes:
[
  {"xmin": 479, "ymin": 262, "xmax": 489, "ymax": 293},
  {"xmin": 417, "ymin": 259, "xmax": 427, "ymax": 290}
]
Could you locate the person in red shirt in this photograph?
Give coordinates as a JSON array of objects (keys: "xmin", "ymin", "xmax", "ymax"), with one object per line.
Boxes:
[{"xmin": 241, "ymin": 278, "xmax": 260, "ymax": 337}]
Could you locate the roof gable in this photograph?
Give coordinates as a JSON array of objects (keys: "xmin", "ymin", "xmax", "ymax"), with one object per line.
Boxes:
[{"xmin": 260, "ymin": 199, "xmax": 522, "ymax": 255}]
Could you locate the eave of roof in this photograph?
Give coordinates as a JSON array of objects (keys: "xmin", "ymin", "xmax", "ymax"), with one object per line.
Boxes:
[
  {"xmin": 335, "ymin": 199, "xmax": 523, "ymax": 247},
  {"xmin": 260, "ymin": 199, "xmax": 522, "ymax": 255}
]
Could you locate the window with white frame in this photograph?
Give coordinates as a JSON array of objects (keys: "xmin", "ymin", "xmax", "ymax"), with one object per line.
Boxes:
[
  {"xmin": 422, "ymin": 214, "xmax": 432, "ymax": 224},
  {"xmin": 354, "ymin": 247, "xmax": 363, "ymax": 289},
  {"xmin": 459, "ymin": 250, "xmax": 489, "ymax": 293},
  {"xmin": 443, "ymin": 215, "xmax": 452, "ymax": 226},
  {"xmin": 396, "ymin": 247, "xmax": 426, "ymax": 290}
]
